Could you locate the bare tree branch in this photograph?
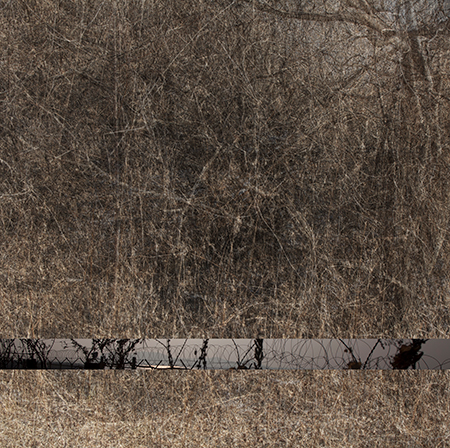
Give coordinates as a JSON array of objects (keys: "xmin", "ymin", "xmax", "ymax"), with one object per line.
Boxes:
[{"xmin": 240, "ymin": 0, "xmax": 387, "ymax": 33}]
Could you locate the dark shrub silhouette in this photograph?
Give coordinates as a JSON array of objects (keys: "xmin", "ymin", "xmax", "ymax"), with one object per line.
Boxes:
[{"xmin": 391, "ymin": 340, "xmax": 427, "ymax": 370}]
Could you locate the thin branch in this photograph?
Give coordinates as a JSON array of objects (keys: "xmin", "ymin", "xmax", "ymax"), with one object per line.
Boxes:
[{"xmin": 240, "ymin": 0, "xmax": 386, "ymax": 33}]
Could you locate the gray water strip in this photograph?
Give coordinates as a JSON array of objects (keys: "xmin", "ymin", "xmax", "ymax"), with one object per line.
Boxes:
[{"xmin": 1, "ymin": 339, "xmax": 449, "ymax": 370}]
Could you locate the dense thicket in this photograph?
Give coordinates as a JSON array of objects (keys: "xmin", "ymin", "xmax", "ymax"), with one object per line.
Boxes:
[{"xmin": 1, "ymin": 0, "xmax": 449, "ymax": 338}]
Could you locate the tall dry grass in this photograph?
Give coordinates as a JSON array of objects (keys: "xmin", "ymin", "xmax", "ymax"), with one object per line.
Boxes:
[{"xmin": 0, "ymin": 1, "xmax": 448, "ymax": 340}]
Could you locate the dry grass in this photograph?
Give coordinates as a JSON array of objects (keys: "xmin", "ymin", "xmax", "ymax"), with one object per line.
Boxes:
[
  {"xmin": 1, "ymin": 1, "xmax": 450, "ymax": 445},
  {"xmin": 1, "ymin": 370, "xmax": 449, "ymax": 447},
  {"xmin": 0, "ymin": 1, "xmax": 449, "ymax": 340}
]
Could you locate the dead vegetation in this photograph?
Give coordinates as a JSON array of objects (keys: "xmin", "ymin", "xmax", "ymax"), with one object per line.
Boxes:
[
  {"xmin": 1, "ymin": 0, "xmax": 450, "ymax": 444},
  {"xmin": 1, "ymin": 370, "xmax": 449, "ymax": 447},
  {"xmin": 1, "ymin": 0, "xmax": 449, "ymax": 340}
]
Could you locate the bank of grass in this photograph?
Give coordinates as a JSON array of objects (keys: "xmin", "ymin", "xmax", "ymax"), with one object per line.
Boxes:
[{"xmin": 1, "ymin": 370, "xmax": 449, "ymax": 447}]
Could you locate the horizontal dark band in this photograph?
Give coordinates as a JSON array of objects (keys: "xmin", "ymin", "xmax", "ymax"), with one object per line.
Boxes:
[{"xmin": 1, "ymin": 338, "xmax": 449, "ymax": 370}]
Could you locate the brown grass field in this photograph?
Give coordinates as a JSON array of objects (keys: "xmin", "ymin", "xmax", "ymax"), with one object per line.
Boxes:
[
  {"xmin": 1, "ymin": 370, "xmax": 449, "ymax": 447},
  {"xmin": 1, "ymin": 1, "xmax": 450, "ymax": 445}
]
